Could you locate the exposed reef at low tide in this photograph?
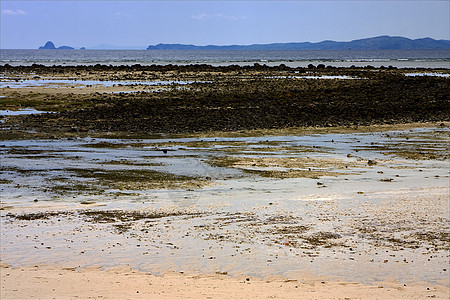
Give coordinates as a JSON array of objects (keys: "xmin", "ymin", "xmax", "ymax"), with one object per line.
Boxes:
[{"xmin": 0, "ymin": 64, "xmax": 448, "ymax": 137}]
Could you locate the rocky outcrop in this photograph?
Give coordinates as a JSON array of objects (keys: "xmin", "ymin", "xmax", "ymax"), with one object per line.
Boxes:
[{"xmin": 9, "ymin": 65, "xmax": 449, "ymax": 135}]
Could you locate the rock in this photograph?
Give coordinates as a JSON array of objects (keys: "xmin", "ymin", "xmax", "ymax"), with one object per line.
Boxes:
[
  {"xmin": 380, "ymin": 178, "xmax": 393, "ymax": 182},
  {"xmin": 367, "ymin": 160, "xmax": 377, "ymax": 166}
]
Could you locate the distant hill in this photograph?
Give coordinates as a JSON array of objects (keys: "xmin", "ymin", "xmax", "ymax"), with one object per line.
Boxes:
[
  {"xmin": 89, "ymin": 44, "xmax": 147, "ymax": 50},
  {"xmin": 147, "ymin": 36, "xmax": 450, "ymax": 50},
  {"xmin": 38, "ymin": 41, "xmax": 75, "ymax": 50}
]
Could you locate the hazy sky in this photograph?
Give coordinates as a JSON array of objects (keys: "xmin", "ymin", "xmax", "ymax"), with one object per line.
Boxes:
[{"xmin": 1, "ymin": 0, "xmax": 449, "ymax": 49}]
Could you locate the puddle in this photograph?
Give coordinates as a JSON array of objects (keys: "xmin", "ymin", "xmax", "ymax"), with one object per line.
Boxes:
[
  {"xmin": 0, "ymin": 109, "xmax": 50, "ymax": 116},
  {"xmin": 404, "ymin": 73, "xmax": 450, "ymax": 77},
  {"xmin": 0, "ymin": 79, "xmax": 204, "ymax": 89},
  {"xmin": 266, "ymin": 75, "xmax": 359, "ymax": 79}
]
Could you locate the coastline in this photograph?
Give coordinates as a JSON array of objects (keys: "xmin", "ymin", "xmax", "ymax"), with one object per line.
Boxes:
[
  {"xmin": 2, "ymin": 264, "xmax": 449, "ymax": 299},
  {"xmin": 1, "ymin": 64, "xmax": 449, "ymax": 299},
  {"xmin": 1, "ymin": 49, "xmax": 450, "ymax": 69}
]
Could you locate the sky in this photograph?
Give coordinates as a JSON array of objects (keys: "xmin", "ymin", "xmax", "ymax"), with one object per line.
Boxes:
[{"xmin": 1, "ymin": 0, "xmax": 449, "ymax": 49}]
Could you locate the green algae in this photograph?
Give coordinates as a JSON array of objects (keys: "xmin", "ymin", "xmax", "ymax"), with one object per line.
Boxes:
[{"xmin": 66, "ymin": 168, "xmax": 211, "ymax": 190}]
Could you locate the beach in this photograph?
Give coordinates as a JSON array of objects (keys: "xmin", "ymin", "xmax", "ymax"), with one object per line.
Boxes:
[
  {"xmin": 2, "ymin": 264, "xmax": 449, "ymax": 299},
  {"xmin": 1, "ymin": 64, "xmax": 449, "ymax": 299}
]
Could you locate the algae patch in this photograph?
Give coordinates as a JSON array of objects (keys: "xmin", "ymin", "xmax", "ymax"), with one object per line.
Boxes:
[
  {"xmin": 208, "ymin": 156, "xmax": 361, "ymax": 178},
  {"xmin": 66, "ymin": 168, "xmax": 212, "ymax": 190},
  {"xmin": 357, "ymin": 129, "xmax": 450, "ymax": 160}
]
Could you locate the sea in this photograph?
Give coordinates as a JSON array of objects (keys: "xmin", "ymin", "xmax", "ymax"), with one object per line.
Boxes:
[{"xmin": 1, "ymin": 49, "xmax": 449, "ymax": 69}]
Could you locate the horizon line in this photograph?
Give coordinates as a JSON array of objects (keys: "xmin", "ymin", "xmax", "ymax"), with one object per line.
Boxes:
[{"xmin": 2, "ymin": 35, "xmax": 450, "ymax": 50}]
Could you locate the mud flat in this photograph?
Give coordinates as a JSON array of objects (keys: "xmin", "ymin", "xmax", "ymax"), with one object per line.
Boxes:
[{"xmin": 1, "ymin": 64, "xmax": 449, "ymax": 299}]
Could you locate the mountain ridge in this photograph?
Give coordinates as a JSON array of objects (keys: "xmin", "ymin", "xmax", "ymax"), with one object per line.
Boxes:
[{"xmin": 147, "ymin": 36, "xmax": 450, "ymax": 50}]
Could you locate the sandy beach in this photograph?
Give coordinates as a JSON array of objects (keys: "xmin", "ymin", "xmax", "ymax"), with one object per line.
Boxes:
[
  {"xmin": 1, "ymin": 64, "xmax": 449, "ymax": 299},
  {"xmin": 2, "ymin": 264, "xmax": 449, "ymax": 299}
]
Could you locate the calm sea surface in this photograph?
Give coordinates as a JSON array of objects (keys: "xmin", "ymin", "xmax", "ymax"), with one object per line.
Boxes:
[{"xmin": 0, "ymin": 49, "xmax": 449, "ymax": 68}]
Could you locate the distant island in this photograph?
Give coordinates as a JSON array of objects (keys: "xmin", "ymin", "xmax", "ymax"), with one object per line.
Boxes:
[
  {"xmin": 38, "ymin": 41, "xmax": 79, "ymax": 50},
  {"xmin": 147, "ymin": 36, "xmax": 450, "ymax": 50}
]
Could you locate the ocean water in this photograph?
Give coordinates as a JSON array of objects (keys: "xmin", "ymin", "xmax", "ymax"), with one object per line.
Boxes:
[{"xmin": 1, "ymin": 49, "xmax": 449, "ymax": 68}]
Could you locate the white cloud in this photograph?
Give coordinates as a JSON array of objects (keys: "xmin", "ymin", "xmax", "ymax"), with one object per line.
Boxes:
[
  {"xmin": 2, "ymin": 9, "xmax": 27, "ymax": 16},
  {"xmin": 115, "ymin": 12, "xmax": 131, "ymax": 18},
  {"xmin": 191, "ymin": 13, "xmax": 247, "ymax": 21}
]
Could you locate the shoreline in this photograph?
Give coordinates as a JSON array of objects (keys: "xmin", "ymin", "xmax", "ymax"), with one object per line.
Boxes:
[
  {"xmin": 2, "ymin": 264, "xmax": 449, "ymax": 299},
  {"xmin": 1, "ymin": 65, "xmax": 449, "ymax": 299},
  {"xmin": 2, "ymin": 48, "xmax": 450, "ymax": 69}
]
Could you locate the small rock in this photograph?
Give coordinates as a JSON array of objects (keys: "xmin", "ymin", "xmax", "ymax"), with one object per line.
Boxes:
[
  {"xmin": 368, "ymin": 160, "xmax": 377, "ymax": 166},
  {"xmin": 380, "ymin": 178, "xmax": 393, "ymax": 182}
]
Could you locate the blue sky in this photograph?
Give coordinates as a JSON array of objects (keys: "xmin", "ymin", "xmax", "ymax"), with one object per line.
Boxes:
[{"xmin": 1, "ymin": 0, "xmax": 449, "ymax": 49}]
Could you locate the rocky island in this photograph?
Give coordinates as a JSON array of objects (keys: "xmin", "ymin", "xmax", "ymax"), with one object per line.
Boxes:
[{"xmin": 38, "ymin": 41, "xmax": 75, "ymax": 50}]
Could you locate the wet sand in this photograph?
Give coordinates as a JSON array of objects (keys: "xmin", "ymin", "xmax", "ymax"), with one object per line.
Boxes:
[{"xmin": 1, "ymin": 65, "xmax": 449, "ymax": 299}]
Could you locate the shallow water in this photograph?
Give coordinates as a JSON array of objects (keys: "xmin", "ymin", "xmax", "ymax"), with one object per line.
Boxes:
[
  {"xmin": 0, "ymin": 127, "xmax": 448, "ymax": 207},
  {"xmin": 0, "ymin": 79, "xmax": 200, "ymax": 89},
  {"xmin": 267, "ymin": 75, "xmax": 360, "ymax": 79},
  {"xmin": 0, "ymin": 108, "xmax": 49, "ymax": 116},
  {"xmin": 1, "ymin": 127, "xmax": 449, "ymax": 285},
  {"xmin": 404, "ymin": 72, "xmax": 450, "ymax": 77}
]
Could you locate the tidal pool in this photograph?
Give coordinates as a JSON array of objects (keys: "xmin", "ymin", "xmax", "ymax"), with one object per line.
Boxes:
[
  {"xmin": 404, "ymin": 72, "xmax": 450, "ymax": 77},
  {"xmin": 0, "ymin": 109, "xmax": 50, "ymax": 116},
  {"xmin": 0, "ymin": 79, "xmax": 202, "ymax": 89}
]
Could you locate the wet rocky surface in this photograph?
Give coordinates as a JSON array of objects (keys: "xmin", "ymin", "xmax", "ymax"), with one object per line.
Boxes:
[{"xmin": 0, "ymin": 64, "xmax": 448, "ymax": 138}]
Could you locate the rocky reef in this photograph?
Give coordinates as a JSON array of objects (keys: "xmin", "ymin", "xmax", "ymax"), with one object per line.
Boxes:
[{"xmin": 1, "ymin": 64, "xmax": 448, "ymax": 136}]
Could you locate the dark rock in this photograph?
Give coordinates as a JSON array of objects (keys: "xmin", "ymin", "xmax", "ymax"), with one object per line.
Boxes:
[{"xmin": 367, "ymin": 160, "xmax": 377, "ymax": 166}]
